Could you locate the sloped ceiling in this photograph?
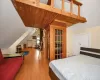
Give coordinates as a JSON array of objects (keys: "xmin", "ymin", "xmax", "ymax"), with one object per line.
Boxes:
[{"xmin": 0, "ymin": 0, "xmax": 28, "ymax": 49}]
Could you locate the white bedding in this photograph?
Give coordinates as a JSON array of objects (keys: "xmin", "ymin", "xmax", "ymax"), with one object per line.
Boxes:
[{"xmin": 49, "ymin": 54, "xmax": 100, "ymax": 80}]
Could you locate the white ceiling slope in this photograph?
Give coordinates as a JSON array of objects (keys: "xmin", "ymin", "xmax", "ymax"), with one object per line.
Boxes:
[{"xmin": 0, "ymin": 0, "xmax": 29, "ymax": 49}]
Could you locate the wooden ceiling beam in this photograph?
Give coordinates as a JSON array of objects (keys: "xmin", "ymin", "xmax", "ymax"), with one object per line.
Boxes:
[{"xmin": 52, "ymin": 19, "xmax": 73, "ymax": 27}]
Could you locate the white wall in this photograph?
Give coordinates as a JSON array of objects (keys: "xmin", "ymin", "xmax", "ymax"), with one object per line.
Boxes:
[
  {"xmin": 0, "ymin": 0, "xmax": 28, "ymax": 49},
  {"xmin": 67, "ymin": 0, "xmax": 100, "ymax": 56},
  {"xmin": 40, "ymin": 0, "xmax": 48, "ymax": 4}
]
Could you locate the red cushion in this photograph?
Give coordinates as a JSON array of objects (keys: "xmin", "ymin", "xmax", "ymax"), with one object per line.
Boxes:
[
  {"xmin": 0, "ymin": 49, "xmax": 3, "ymax": 62},
  {"xmin": 0, "ymin": 57, "xmax": 23, "ymax": 80}
]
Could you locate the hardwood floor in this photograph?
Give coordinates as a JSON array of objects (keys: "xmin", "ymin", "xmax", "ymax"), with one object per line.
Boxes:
[{"xmin": 15, "ymin": 48, "xmax": 51, "ymax": 80}]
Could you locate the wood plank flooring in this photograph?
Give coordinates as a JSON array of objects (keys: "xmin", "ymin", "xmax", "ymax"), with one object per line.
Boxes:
[{"xmin": 15, "ymin": 48, "xmax": 51, "ymax": 80}]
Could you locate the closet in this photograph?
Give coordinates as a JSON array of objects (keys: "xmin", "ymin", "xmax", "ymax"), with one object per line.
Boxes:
[{"xmin": 46, "ymin": 24, "xmax": 66, "ymax": 61}]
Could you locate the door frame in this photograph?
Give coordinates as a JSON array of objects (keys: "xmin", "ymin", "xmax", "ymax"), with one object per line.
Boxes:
[{"xmin": 73, "ymin": 33, "xmax": 91, "ymax": 47}]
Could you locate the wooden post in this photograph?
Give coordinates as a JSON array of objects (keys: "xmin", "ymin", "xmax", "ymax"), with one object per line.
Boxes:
[
  {"xmin": 62, "ymin": 0, "xmax": 64, "ymax": 11},
  {"xmin": 70, "ymin": 0, "xmax": 73, "ymax": 14},
  {"xmin": 37, "ymin": 0, "xmax": 40, "ymax": 6},
  {"xmin": 78, "ymin": 5, "xmax": 80, "ymax": 17},
  {"xmin": 51, "ymin": 0, "xmax": 54, "ymax": 7},
  {"xmin": 47, "ymin": 0, "xmax": 51, "ymax": 5}
]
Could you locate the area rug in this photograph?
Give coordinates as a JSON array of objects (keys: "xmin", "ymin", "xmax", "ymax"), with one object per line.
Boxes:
[{"xmin": 23, "ymin": 51, "xmax": 29, "ymax": 56}]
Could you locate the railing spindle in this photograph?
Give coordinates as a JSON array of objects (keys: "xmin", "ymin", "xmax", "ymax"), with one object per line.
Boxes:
[
  {"xmin": 70, "ymin": 0, "xmax": 73, "ymax": 14},
  {"xmin": 78, "ymin": 5, "xmax": 80, "ymax": 17},
  {"xmin": 51, "ymin": 0, "xmax": 54, "ymax": 7},
  {"xmin": 62, "ymin": 0, "xmax": 64, "ymax": 11}
]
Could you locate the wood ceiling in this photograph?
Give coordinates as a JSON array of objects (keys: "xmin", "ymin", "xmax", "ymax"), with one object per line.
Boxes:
[{"xmin": 12, "ymin": 0, "xmax": 87, "ymax": 28}]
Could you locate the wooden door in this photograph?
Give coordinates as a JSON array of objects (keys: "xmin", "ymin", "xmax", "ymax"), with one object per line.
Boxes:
[{"xmin": 50, "ymin": 25, "xmax": 66, "ymax": 61}]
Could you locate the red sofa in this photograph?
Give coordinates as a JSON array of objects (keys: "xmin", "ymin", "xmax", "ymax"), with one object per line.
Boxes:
[{"xmin": 0, "ymin": 49, "xmax": 23, "ymax": 80}]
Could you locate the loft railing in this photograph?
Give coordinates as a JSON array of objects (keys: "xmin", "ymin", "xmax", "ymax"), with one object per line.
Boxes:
[{"xmin": 36, "ymin": 0, "xmax": 82, "ymax": 17}]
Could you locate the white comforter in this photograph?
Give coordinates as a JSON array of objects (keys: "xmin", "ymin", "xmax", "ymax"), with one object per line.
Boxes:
[{"xmin": 49, "ymin": 55, "xmax": 100, "ymax": 80}]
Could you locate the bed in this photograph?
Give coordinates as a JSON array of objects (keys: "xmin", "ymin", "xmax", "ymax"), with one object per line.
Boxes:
[{"xmin": 49, "ymin": 47, "xmax": 100, "ymax": 80}]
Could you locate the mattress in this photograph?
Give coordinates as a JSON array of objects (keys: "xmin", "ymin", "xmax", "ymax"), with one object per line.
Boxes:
[{"xmin": 49, "ymin": 54, "xmax": 100, "ymax": 80}]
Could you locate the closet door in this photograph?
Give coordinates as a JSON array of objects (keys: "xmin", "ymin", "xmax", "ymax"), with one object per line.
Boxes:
[
  {"xmin": 50, "ymin": 25, "xmax": 66, "ymax": 60},
  {"xmin": 55, "ymin": 29, "xmax": 63, "ymax": 59}
]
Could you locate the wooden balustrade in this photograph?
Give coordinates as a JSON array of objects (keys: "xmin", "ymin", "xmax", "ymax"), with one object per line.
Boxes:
[
  {"xmin": 12, "ymin": 0, "xmax": 86, "ymax": 28},
  {"xmin": 69, "ymin": 0, "xmax": 82, "ymax": 16},
  {"xmin": 46, "ymin": 0, "xmax": 82, "ymax": 17}
]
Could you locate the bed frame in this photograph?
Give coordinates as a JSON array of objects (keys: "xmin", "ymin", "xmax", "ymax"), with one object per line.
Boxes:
[
  {"xmin": 49, "ymin": 67, "xmax": 59, "ymax": 80},
  {"xmin": 49, "ymin": 47, "xmax": 100, "ymax": 80}
]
